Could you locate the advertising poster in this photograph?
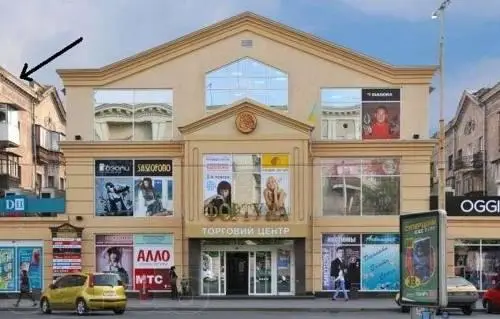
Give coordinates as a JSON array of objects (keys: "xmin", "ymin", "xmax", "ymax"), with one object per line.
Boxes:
[
  {"xmin": 17, "ymin": 247, "xmax": 42, "ymax": 290},
  {"xmin": 361, "ymin": 88, "xmax": 400, "ymax": 140},
  {"xmin": 321, "ymin": 234, "xmax": 361, "ymax": 290},
  {"xmin": 95, "ymin": 234, "xmax": 134, "ymax": 289},
  {"xmin": 133, "ymin": 234, "xmax": 174, "ymax": 291},
  {"xmin": 400, "ymin": 214, "xmax": 439, "ymax": 305},
  {"xmin": 0, "ymin": 248, "xmax": 15, "ymax": 292},
  {"xmin": 203, "ymin": 154, "xmax": 233, "ymax": 218},
  {"xmin": 261, "ymin": 154, "xmax": 289, "ymax": 219},
  {"xmin": 134, "ymin": 160, "xmax": 174, "ymax": 217},
  {"xmin": 95, "ymin": 160, "xmax": 134, "ymax": 216},
  {"xmin": 52, "ymin": 237, "xmax": 82, "ymax": 281},
  {"xmin": 362, "ymin": 234, "xmax": 400, "ymax": 291}
]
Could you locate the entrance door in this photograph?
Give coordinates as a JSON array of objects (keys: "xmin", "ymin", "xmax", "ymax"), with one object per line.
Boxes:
[
  {"xmin": 251, "ymin": 251, "xmax": 272, "ymax": 295},
  {"xmin": 226, "ymin": 252, "xmax": 249, "ymax": 295}
]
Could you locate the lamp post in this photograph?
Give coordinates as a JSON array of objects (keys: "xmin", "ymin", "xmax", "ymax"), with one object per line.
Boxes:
[{"xmin": 432, "ymin": 0, "xmax": 452, "ymax": 211}]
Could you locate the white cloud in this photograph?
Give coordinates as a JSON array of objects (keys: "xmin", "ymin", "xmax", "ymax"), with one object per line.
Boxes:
[
  {"xmin": 0, "ymin": 0, "xmax": 282, "ymax": 86},
  {"xmin": 339, "ymin": 0, "xmax": 500, "ymax": 21},
  {"xmin": 428, "ymin": 57, "xmax": 500, "ymax": 132}
]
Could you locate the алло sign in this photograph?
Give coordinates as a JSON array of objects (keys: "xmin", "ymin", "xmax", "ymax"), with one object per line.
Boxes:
[{"xmin": 447, "ymin": 196, "xmax": 500, "ymax": 216}]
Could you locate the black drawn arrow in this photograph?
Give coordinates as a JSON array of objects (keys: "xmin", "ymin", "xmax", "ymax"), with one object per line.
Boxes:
[{"xmin": 20, "ymin": 37, "xmax": 83, "ymax": 82}]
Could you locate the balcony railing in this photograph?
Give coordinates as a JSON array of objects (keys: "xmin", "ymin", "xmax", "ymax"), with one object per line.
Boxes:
[
  {"xmin": 34, "ymin": 124, "xmax": 65, "ymax": 164},
  {"xmin": 453, "ymin": 151, "xmax": 484, "ymax": 171}
]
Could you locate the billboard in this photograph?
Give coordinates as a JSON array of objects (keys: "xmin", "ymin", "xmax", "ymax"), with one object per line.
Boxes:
[{"xmin": 399, "ymin": 210, "xmax": 447, "ymax": 308}]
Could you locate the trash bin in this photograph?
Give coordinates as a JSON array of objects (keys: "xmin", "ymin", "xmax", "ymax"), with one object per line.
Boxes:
[{"xmin": 349, "ymin": 283, "xmax": 360, "ymax": 299}]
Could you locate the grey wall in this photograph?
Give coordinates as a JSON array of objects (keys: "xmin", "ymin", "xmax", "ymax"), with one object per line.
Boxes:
[
  {"xmin": 188, "ymin": 239, "xmax": 201, "ymax": 295},
  {"xmin": 294, "ymin": 238, "xmax": 306, "ymax": 295}
]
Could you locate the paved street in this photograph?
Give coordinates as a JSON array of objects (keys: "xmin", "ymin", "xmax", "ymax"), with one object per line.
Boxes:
[{"xmin": 0, "ymin": 311, "xmax": 495, "ymax": 319}]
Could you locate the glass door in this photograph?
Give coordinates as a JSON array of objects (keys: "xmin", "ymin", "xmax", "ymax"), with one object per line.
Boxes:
[
  {"xmin": 252, "ymin": 251, "xmax": 272, "ymax": 295},
  {"xmin": 201, "ymin": 251, "xmax": 225, "ymax": 295},
  {"xmin": 276, "ymin": 248, "xmax": 293, "ymax": 295}
]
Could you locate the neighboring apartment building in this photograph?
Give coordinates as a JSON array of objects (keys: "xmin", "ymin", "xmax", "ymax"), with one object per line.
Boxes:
[
  {"xmin": 4, "ymin": 12, "xmax": 440, "ymax": 295},
  {"xmin": 0, "ymin": 66, "xmax": 66, "ymax": 293},
  {"xmin": 431, "ymin": 82, "xmax": 500, "ymax": 196}
]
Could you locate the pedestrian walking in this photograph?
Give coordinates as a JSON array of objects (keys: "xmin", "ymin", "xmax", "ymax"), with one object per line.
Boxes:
[
  {"xmin": 330, "ymin": 247, "xmax": 349, "ymax": 301},
  {"xmin": 14, "ymin": 269, "xmax": 37, "ymax": 307},
  {"xmin": 170, "ymin": 266, "xmax": 179, "ymax": 300}
]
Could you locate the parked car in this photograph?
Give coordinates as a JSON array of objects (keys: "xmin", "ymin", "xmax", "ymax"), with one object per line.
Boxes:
[
  {"xmin": 395, "ymin": 276, "xmax": 479, "ymax": 315},
  {"xmin": 40, "ymin": 272, "xmax": 127, "ymax": 316},
  {"xmin": 483, "ymin": 281, "xmax": 500, "ymax": 313}
]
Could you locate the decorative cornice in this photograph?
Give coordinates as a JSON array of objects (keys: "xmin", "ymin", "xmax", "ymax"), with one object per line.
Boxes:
[
  {"xmin": 178, "ymin": 98, "xmax": 314, "ymax": 135},
  {"xmin": 56, "ymin": 12, "xmax": 437, "ymax": 86},
  {"xmin": 60, "ymin": 141, "xmax": 184, "ymax": 157},
  {"xmin": 312, "ymin": 140, "xmax": 436, "ymax": 157}
]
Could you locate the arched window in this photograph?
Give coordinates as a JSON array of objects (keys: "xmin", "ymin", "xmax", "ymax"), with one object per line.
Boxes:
[{"xmin": 205, "ymin": 57, "xmax": 288, "ymax": 111}]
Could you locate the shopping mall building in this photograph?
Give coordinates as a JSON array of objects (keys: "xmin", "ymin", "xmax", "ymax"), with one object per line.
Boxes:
[{"xmin": 8, "ymin": 12, "xmax": 498, "ymax": 297}]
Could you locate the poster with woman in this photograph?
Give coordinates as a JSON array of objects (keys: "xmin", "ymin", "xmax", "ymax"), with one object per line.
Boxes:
[
  {"xmin": 361, "ymin": 88, "xmax": 401, "ymax": 140},
  {"xmin": 18, "ymin": 247, "xmax": 42, "ymax": 290},
  {"xmin": 321, "ymin": 234, "xmax": 360, "ymax": 290},
  {"xmin": 134, "ymin": 160, "xmax": 174, "ymax": 217},
  {"xmin": 203, "ymin": 154, "xmax": 233, "ymax": 219},
  {"xmin": 0, "ymin": 248, "xmax": 15, "ymax": 291},
  {"xmin": 261, "ymin": 154, "xmax": 289, "ymax": 219},
  {"xmin": 361, "ymin": 234, "xmax": 400, "ymax": 291},
  {"xmin": 95, "ymin": 234, "xmax": 133, "ymax": 289},
  {"xmin": 95, "ymin": 160, "xmax": 134, "ymax": 216}
]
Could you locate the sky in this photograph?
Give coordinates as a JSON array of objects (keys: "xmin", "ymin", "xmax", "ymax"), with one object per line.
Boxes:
[{"xmin": 0, "ymin": 0, "xmax": 499, "ymax": 134}]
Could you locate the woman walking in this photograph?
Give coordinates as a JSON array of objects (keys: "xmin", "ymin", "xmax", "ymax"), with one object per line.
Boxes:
[{"xmin": 14, "ymin": 269, "xmax": 37, "ymax": 307}]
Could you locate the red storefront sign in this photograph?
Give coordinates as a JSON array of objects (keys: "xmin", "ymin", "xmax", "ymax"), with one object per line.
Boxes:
[{"xmin": 133, "ymin": 268, "xmax": 171, "ymax": 291}]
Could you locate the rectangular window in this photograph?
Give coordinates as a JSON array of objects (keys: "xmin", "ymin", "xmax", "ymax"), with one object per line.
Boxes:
[
  {"xmin": 59, "ymin": 177, "xmax": 65, "ymax": 190},
  {"xmin": 94, "ymin": 159, "xmax": 174, "ymax": 217},
  {"xmin": 203, "ymin": 154, "xmax": 289, "ymax": 221},
  {"xmin": 93, "ymin": 89, "xmax": 173, "ymax": 141},
  {"xmin": 448, "ymin": 155, "xmax": 453, "ymax": 171},
  {"xmin": 47, "ymin": 175, "xmax": 55, "ymax": 188},
  {"xmin": 36, "ymin": 173, "xmax": 42, "ymax": 189},
  {"xmin": 454, "ymin": 240, "xmax": 500, "ymax": 291},
  {"xmin": 320, "ymin": 88, "xmax": 401, "ymax": 141},
  {"xmin": 321, "ymin": 158, "xmax": 400, "ymax": 216}
]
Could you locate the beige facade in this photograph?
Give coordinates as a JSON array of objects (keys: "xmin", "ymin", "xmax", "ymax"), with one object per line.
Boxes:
[
  {"xmin": 431, "ymin": 83, "xmax": 500, "ymax": 196},
  {"xmin": 0, "ymin": 67, "xmax": 66, "ymax": 293},
  {"xmin": 26, "ymin": 12, "xmax": 445, "ymax": 295}
]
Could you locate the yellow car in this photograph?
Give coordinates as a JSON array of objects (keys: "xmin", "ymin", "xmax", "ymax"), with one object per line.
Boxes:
[
  {"xmin": 395, "ymin": 276, "xmax": 479, "ymax": 315},
  {"xmin": 40, "ymin": 272, "xmax": 127, "ymax": 315}
]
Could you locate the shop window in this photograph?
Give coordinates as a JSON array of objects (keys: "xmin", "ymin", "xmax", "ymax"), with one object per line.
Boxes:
[
  {"xmin": 93, "ymin": 89, "xmax": 173, "ymax": 141},
  {"xmin": 205, "ymin": 57, "xmax": 288, "ymax": 111},
  {"xmin": 454, "ymin": 240, "xmax": 500, "ymax": 290},
  {"xmin": 203, "ymin": 154, "xmax": 289, "ymax": 221},
  {"xmin": 320, "ymin": 88, "xmax": 401, "ymax": 140},
  {"xmin": 321, "ymin": 158, "xmax": 400, "ymax": 216}
]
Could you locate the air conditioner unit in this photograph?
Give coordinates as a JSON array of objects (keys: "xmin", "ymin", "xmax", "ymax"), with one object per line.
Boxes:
[
  {"xmin": 5, "ymin": 188, "xmax": 35, "ymax": 197},
  {"xmin": 40, "ymin": 187, "xmax": 56, "ymax": 198}
]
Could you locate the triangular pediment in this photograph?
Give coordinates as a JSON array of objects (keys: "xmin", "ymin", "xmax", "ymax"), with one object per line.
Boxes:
[
  {"xmin": 57, "ymin": 12, "xmax": 436, "ymax": 86},
  {"xmin": 178, "ymin": 98, "xmax": 313, "ymax": 139}
]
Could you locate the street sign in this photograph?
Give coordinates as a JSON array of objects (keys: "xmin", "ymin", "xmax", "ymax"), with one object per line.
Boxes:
[
  {"xmin": 400, "ymin": 210, "xmax": 447, "ymax": 308},
  {"xmin": 0, "ymin": 195, "xmax": 65, "ymax": 214}
]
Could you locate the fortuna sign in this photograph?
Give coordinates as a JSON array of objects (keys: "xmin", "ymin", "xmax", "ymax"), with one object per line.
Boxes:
[
  {"xmin": 445, "ymin": 196, "xmax": 500, "ymax": 216},
  {"xmin": 459, "ymin": 199, "xmax": 500, "ymax": 213}
]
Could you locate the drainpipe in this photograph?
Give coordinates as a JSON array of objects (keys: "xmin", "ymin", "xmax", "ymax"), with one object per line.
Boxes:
[{"xmin": 480, "ymin": 101, "xmax": 487, "ymax": 195}]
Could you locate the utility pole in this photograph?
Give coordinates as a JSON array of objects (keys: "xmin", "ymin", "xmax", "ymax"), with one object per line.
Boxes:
[{"xmin": 432, "ymin": 0, "xmax": 452, "ymax": 211}]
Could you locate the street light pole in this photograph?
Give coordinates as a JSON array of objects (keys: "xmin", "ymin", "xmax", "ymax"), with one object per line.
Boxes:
[{"xmin": 432, "ymin": 0, "xmax": 452, "ymax": 212}]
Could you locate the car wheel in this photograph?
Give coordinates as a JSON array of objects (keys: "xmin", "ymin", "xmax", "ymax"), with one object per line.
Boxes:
[
  {"xmin": 401, "ymin": 306, "xmax": 410, "ymax": 313},
  {"xmin": 462, "ymin": 306, "xmax": 473, "ymax": 315},
  {"xmin": 40, "ymin": 298, "xmax": 52, "ymax": 314},
  {"xmin": 486, "ymin": 300, "xmax": 493, "ymax": 314},
  {"xmin": 113, "ymin": 308, "xmax": 125, "ymax": 315},
  {"xmin": 75, "ymin": 299, "xmax": 88, "ymax": 316}
]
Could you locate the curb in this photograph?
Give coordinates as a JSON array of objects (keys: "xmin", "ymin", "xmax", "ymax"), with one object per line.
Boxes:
[{"xmin": 0, "ymin": 307, "xmax": 487, "ymax": 313}]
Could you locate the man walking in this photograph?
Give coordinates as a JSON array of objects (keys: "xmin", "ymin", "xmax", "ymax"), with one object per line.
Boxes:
[
  {"xmin": 14, "ymin": 269, "xmax": 37, "ymax": 307},
  {"xmin": 330, "ymin": 247, "xmax": 348, "ymax": 301}
]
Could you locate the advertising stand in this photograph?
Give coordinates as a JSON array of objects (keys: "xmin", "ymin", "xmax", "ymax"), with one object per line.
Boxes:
[{"xmin": 399, "ymin": 210, "xmax": 447, "ymax": 319}]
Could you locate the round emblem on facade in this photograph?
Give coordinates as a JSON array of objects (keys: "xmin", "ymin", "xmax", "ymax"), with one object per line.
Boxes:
[{"xmin": 235, "ymin": 111, "xmax": 257, "ymax": 134}]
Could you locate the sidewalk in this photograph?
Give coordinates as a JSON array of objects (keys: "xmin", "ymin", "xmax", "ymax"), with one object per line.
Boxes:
[{"xmin": 0, "ymin": 298, "xmax": 486, "ymax": 313}]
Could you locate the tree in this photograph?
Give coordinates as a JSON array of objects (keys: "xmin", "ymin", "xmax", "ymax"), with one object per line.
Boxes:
[{"xmin": 362, "ymin": 177, "xmax": 400, "ymax": 215}]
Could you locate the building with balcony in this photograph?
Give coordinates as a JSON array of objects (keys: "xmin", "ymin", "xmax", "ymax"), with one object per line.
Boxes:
[
  {"xmin": 431, "ymin": 82, "xmax": 500, "ymax": 197},
  {"xmin": 0, "ymin": 66, "xmax": 66, "ymax": 293},
  {"xmin": 52, "ymin": 12, "xmax": 440, "ymax": 297}
]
